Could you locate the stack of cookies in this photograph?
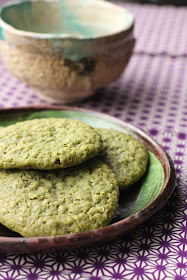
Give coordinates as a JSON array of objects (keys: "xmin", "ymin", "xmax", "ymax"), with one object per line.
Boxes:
[{"xmin": 0, "ymin": 118, "xmax": 148, "ymax": 237}]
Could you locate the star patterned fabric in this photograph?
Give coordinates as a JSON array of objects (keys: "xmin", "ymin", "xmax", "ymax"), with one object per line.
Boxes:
[{"xmin": 0, "ymin": 1, "xmax": 187, "ymax": 280}]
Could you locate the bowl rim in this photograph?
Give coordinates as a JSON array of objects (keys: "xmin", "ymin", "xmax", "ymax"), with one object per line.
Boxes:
[
  {"xmin": 0, "ymin": 0, "xmax": 135, "ymax": 40},
  {"xmin": 0, "ymin": 105, "xmax": 176, "ymax": 253}
]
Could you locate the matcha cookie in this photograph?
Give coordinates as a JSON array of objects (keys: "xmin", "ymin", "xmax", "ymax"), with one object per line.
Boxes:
[
  {"xmin": 0, "ymin": 118, "xmax": 102, "ymax": 169},
  {"xmin": 0, "ymin": 159, "xmax": 119, "ymax": 237},
  {"xmin": 96, "ymin": 129, "xmax": 148, "ymax": 190}
]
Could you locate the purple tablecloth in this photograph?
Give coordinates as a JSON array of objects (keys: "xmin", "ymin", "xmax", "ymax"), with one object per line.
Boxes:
[{"xmin": 0, "ymin": 1, "xmax": 187, "ymax": 279}]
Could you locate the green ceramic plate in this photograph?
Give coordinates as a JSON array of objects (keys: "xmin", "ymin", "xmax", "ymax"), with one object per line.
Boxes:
[{"xmin": 0, "ymin": 106, "xmax": 176, "ymax": 253}]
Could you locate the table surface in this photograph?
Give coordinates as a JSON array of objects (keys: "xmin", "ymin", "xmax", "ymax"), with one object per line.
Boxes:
[{"xmin": 0, "ymin": 1, "xmax": 187, "ymax": 280}]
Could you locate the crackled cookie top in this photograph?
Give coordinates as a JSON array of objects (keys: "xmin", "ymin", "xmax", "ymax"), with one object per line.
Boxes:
[
  {"xmin": 96, "ymin": 129, "xmax": 148, "ymax": 190},
  {"xmin": 0, "ymin": 118, "xmax": 102, "ymax": 169},
  {"xmin": 0, "ymin": 159, "xmax": 119, "ymax": 237}
]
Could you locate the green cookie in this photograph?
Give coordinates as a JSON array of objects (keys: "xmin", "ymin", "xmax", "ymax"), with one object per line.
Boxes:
[
  {"xmin": 0, "ymin": 118, "xmax": 102, "ymax": 169},
  {"xmin": 96, "ymin": 129, "xmax": 148, "ymax": 190},
  {"xmin": 0, "ymin": 159, "xmax": 119, "ymax": 237}
]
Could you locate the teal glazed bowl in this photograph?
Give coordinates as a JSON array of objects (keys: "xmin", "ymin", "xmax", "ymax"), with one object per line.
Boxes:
[{"xmin": 0, "ymin": 0, "xmax": 135, "ymax": 103}]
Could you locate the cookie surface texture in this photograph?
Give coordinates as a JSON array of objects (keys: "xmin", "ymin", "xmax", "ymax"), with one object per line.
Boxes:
[
  {"xmin": 96, "ymin": 129, "xmax": 148, "ymax": 190},
  {"xmin": 0, "ymin": 118, "xmax": 102, "ymax": 169},
  {"xmin": 0, "ymin": 159, "xmax": 119, "ymax": 237}
]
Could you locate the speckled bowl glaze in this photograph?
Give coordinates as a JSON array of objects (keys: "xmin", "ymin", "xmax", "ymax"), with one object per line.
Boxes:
[{"xmin": 0, "ymin": 0, "xmax": 135, "ymax": 103}]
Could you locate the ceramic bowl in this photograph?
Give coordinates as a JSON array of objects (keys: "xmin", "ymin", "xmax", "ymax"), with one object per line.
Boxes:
[
  {"xmin": 0, "ymin": 106, "xmax": 176, "ymax": 254},
  {"xmin": 0, "ymin": 0, "xmax": 135, "ymax": 104}
]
